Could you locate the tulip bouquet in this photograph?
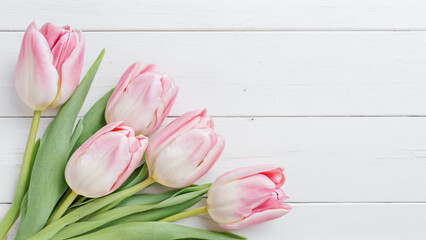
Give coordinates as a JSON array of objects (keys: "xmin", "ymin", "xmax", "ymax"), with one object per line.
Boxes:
[{"xmin": 0, "ymin": 22, "xmax": 291, "ymax": 240}]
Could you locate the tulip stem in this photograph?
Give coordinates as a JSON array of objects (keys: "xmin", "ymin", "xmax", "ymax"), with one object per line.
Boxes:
[
  {"xmin": 47, "ymin": 191, "xmax": 79, "ymax": 224},
  {"xmin": 159, "ymin": 206, "xmax": 208, "ymax": 222},
  {"xmin": 73, "ymin": 196, "xmax": 87, "ymax": 206},
  {"xmin": 0, "ymin": 110, "xmax": 41, "ymax": 239},
  {"xmin": 28, "ymin": 177, "xmax": 156, "ymax": 240}
]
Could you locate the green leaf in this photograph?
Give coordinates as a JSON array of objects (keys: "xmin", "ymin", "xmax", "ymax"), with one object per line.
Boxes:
[
  {"xmin": 15, "ymin": 50, "xmax": 106, "ymax": 240},
  {"xmin": 47, "ymin": 189, "xmax": 73, "ymax": 223},
  {"xmin": 116, "ymin": 189, "xmax": 179, "ymax": 208},
  {"xmin": 50, "ymin": 186, "xmax": 209, "ymax": 239},
  {"xmin": 70, "ymin": 88, "xmax": 114, "ymax": 154},
  {"xmin": 51, "ymin": 197, "xmax": 202, "ymax": 240},
  {"xmin": 87, "ymin": 184, "xmax": 210, "ymax": 222},
  {"xmin": 144, "ymin": 187, "xmax": 208, "ymax": 211},
  {"xmin": 19, "ymin": 193, "xmax": 29, "ymax": 218},
  {"xmin": 68, "ymin": 119, "xmax": 84, "ymax": 152},
  {"xmin": 68, "ymin": 222, "xmax": 246, "ymax": 240},
  {"xmin": 107, "ymin": 195, "xmax": 203, "ymax": 225},
  {"xmin": 28, "ymin": 139, "xmax": 41, "ymax": 180}
]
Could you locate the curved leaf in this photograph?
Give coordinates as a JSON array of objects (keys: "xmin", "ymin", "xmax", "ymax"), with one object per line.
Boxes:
[
  {"xmin": 50, "ymin": 187, "xmax": 208, "ymax": 240},
  {"xmin": 51, "ymin": 197, "xmax": 202, "ymax": 240},
  {"xmin": 68, "ymin": 222, "xmax": 246, "ymax": 240}
]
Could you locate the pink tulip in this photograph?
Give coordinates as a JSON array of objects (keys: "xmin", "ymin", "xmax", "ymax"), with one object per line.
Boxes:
[
  {"xmin": 105, "ymin": 62, "xmax": 178, "ymax": 136},
  {"xmin": 146, "ymin": 109, "xmax": 225, "ymax": 188},
  {"xmin": 15, "ymin": 22, "xmax": 85, "ymax": 110},
  {"xmin": 207, "ymin": 164, "xmax": 291, "ymax": 229},
  {"xmin": 65, "ymin": 122, "xmax": 148, "ymax": 198}
]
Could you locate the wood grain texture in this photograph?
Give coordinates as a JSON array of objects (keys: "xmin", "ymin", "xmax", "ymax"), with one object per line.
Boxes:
[
  {"xmin": 2, "ymin": 32, "xmax": 426, "ymax": 117},
  {"xmin": 1, "ymin": 0, "xmax": 426, "ymax": 30},
  {"xmin": 1, "ymin": 117, "xmax": 426, "ymax": 203}
]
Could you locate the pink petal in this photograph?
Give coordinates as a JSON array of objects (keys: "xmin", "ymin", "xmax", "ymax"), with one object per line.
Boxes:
[
  {"xmin": 65, "ymin": 122, "xmax": 147, "ymax": 198},
  {"xmin": 252, "ymin": 189, "xmax": 287, "ymax": 213},
  {"xmin": 50, "ymin": 30, "xmax": 78, "ymax": 69},
  {"xmin": 182, "ymin": 134, "xmax": 225, "ymax": 187},
  {"xmin": 144, "ymin": 74, "xmax": 178, "ymax": 136},
  {"xmin": 106, "ymin": 72, "xmax": 163, "ymax": 135},
  {"xmin": 15, "ymin": 22, "xmax": 59, "ymax": 110},
  {"xmin": 220, "ymin": 203, "xmax": 292, "ymax": 229},
  {"xmin": 39, "ymin": 23, "xmax": 66, "ymax": 49},
  {"xmin": 69, "ymin": 121, "xmax": 124, "ymax": 164},
  {"xmin": 106, "ymin": 62, "xmax": 154, "ymax": 113},
  {"xmin": 109, "ymin": 135, "xmax": 148, "ymax": 192},
  {"xmin": 210, "ymin": 164, "xmax": 284, "ymax": 192},
  {"xmin": 51, "ymin": 31, "xmax": 85, "ymax": 107},
  {"xmin": 207, "ymin": 172, "xmax": 274, "ymax": 223},
  {"xmin": 262, "ymin": 167, "xmax": 285, "ymax": 188},
  {"xmin": 146, "ymin": 109, "xmax": 206, "ymax": 168},
  {"xmin": 151, "ymin": 129, "xmax": 214, "ymax": 188},
  {"xmin": 66, "ymin": 131, "xmax": 131, "ymax": 197}
]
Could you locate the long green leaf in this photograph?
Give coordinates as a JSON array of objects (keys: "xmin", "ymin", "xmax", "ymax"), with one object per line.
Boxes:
[
  {"xmin": 87, "ymin": 184, "xmax": 210, "ymax": 221},
  {"xmin": 107, "ymin": 195, "xmax": 203, "ymax": 224},
  {"xmin": 15, "ymin": 50, "xmax": 105, "ymax": 240},
  {"xmin": 50, "ymin": 186, "xmax": 209, "ymax": 239},
  {"xmin": 28, "ymin": 139, "xmax": 41, "ymax": 182},
  {"xmin": 116, "ymin": 189, "xmax": 179, "ymax": 208},
  {"xmin": 51, "ymin": 197, "xmax": 203, "ymax": 240},
  {"xmin": 68, "ymin": 222, "xmax": 246, "ymax": 240}
]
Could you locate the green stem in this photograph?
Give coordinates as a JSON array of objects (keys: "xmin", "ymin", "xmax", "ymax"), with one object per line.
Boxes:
[
  {"xmin": 49, "ymin": 188, "xmax": 72, "ymax": 221},
  {"xmin": 28, "ymin": 177, "xmax": 156, "ymax": 240},
  {"xmin": 159, "ymin": 206, "xmax": 208, "ymax": 222},
  {"xmin": 0, "ymin": 110, "xmax": 41, "ymax": 239},
  {"xmin": 73, "ymin": 196, "xmax": 87, "ymax": 206},
  {"xmin": 68, "ymin": 193, "xmax": 87, "ymax": 210},
  {"xmin": 47, "ymin": 191, "xmax": 79, "ymax": 224}
]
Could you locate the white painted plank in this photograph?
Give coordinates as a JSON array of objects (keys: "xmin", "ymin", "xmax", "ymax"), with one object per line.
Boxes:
[
  {"xmin": 1, "ymin": 0, "xmax": 426, "ymax": 30},
  {"xmin": 1, "ymin": 117, "xmax": 426, "ymax": 203},
  {"xmin": 177, "ymin": 201, "xmax": 426, "ymax": 240},
  {"xmin": 2, "ymin": 202, "xmax": 426, "ymax": 240},
  {"xmin": 1, "ymin": 32, "xmax": 426, "ymax": 117}
]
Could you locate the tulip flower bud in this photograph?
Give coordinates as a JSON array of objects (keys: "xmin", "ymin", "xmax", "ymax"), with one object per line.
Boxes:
[
  {"xmin": 15, "ymin": 22, "xmax": 85, "ymax": 110},
  {"xmin": 207, "ymin": 164, "xmax": 291, "ymax": 229},
  {"xmin": 105, "ymin": 62, "xmax": 178, "ymax": 136},
  {"xmin": 146, "ymin": 109, "xmax": 225, "ymax": 188},
  {"xmin": 65, "ymin": 122, "xmax": 148, "ymax": 198}
]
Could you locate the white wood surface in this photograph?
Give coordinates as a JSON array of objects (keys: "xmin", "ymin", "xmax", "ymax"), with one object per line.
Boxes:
[
  {"xmin": 1, "ymin": 0, "xmax": 426, "ymax": 30},
  {"xmin": 175, "ymin": 201, "xmax": 426, "ymax": 240},
  {"xmin": 2, "ymin": 32, "xmax": 426, "ymax": 117},
  {"xmin": 1, "ymin": 1, "xmax": 425, "ymax": 239},
  {"xmin": 2, "ymin": 117, "xmax": 426, "ymax": 204},
  {"xmin": 2, "ymin": 202, "xmax": 426, "ymax": 240}
]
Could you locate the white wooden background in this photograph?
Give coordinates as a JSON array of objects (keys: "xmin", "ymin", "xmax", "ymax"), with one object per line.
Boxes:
[{"xmin": 1, "ymin": 0, "xmax": 426, "ymax": 239}]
